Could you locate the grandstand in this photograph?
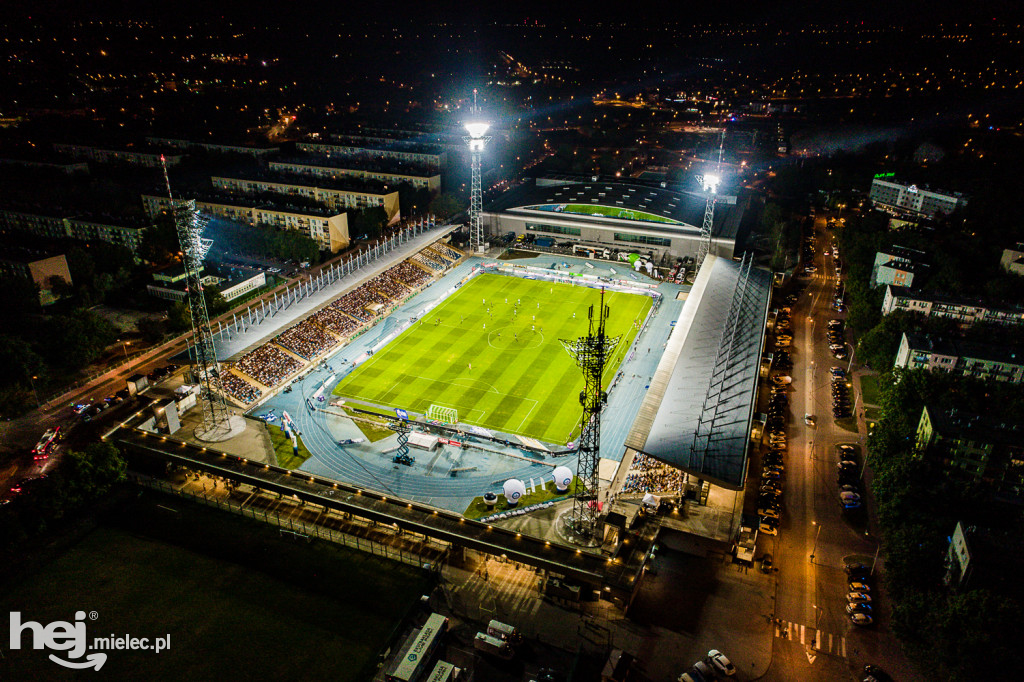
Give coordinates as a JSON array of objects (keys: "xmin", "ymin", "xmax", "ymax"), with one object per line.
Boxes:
[{"xmin": 217, "ymin": 241, "xmax": 463, "ymax": 406}]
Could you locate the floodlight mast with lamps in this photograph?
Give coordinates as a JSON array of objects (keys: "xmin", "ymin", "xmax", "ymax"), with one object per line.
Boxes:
[
  {"xmin": 161, "ymin": 155, "xmax": 232, "ymax": 439},
  {"xmin": 695, "ymin": 127, "xmax": 726, "ymax": 274},
  {"xmin": 464, "ymin": 89, "xmax": 491, "ymax": 254}
]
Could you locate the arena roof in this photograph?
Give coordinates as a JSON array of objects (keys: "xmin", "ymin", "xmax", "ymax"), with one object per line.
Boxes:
[
  {"xmin": 624, "ymin": 255, "xmax": 772, "ymax": 490},
  {"xmin": 484, "ymin": 178, "xmax": 741, "ymax": 240}
]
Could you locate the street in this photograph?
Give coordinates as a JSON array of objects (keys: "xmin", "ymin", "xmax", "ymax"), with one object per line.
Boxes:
[{"xmin": 761, "ymin": 213, "xmax": 923, "ymax": 681}]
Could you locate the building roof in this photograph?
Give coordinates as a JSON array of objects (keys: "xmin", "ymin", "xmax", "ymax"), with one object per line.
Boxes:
[
  {"xmin": 926, "ymin": 405, "xmax": 1024, "ymax": 445},
  {"xmin": 271, "ymin": 153, "xmax": 437, "ymax": 178},
  {"xmin": 624, "ymin": 255, "xmax": 772, "ymax": 489},
  {"xmin": 905, "ymin": 330, "xmax": 1024, "ymax": 365},
  {"xmin": 157, "ymin": 189, "xmax": 340, "ymax": 218},
  {"xmin": 214, "ymin": 169, "xmax": 396, "ymax": 196},
  {"xmin": 903, "ymin": 332, "xmax": 959, "ymax": 358},
  {"xmin": 888, "ymin": 286, "xmax": 1024, "ymax": 314},
  {"xmin": 484, "ymin": 178, "xmax": 742, "ymax": 240}
]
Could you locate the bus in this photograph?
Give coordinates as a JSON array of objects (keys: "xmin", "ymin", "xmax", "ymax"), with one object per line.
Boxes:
[
  {"xmin": 424, "ymin": 661, "xmax": 460, "ymax": 682},
  {"xmin": 386, "ymin": 613, "xmax": 448, "ymax": 682},
  {"xmin": 32, "ymin": 426, "xmax": 61, "ymax": 461}
]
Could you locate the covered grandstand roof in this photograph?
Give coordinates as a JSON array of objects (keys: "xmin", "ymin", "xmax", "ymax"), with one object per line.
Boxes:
[
  {"xmin": 484, "ymin": 177, "xmax": 742, "ymax": 240},
  {"xmin": 624, "ymin": 255, "xmax": 772, "ymax": 490}
]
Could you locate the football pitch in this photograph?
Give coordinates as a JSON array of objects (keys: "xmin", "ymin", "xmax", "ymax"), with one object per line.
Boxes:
[{"xmin": 333, "ymin": 273, "xmax": 653, "ymax": 444}]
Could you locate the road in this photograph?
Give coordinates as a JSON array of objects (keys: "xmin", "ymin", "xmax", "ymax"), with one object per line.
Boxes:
[{"xmin": 763, "ymin": 213, "xmax": 924, "ymax": 682}]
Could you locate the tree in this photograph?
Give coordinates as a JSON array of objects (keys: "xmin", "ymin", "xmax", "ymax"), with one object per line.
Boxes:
[
  {"xmin": 1, "ymin": 275, "xmax": 41, "ymax": 316},
  {"xmin": 136, "ymin": 317, "xmax": 167, "ymax": 344},
  {"xmin": 167, "ymin": 302, "xmax": 192, "ymax": 333},
  {"xmin": 429, "ymin": 193, "xmax": 465, "ymax": 220},
  {"xmin": 139, "ymin": 212, "xmax": 180, "ymax": 264}
]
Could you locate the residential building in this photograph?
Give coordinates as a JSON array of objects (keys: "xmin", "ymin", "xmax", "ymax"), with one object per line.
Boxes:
[
  {"xmin": 0, "ymin": 154, "xmax": 89, "ymax": 175},
  {"xmin": 895, "ymin": 332, "xmax": 1024, "ymax": 383},
  {"xmin": 1000, "ymin": 244, "xmax": 1024, "ymax": 277},
  {"xmin": 0, "ymin": 207, "xmax": 149, "ymax": 254},
  {"xmin": 0, "ymin": 250, "xmax": 72, "ymax": 305},
  {"xmin": 915, "ymin": 405, "xmax": 1024, "ymax": 503},
  {"xmin": 144, "ymin": 136, "xmax": 279, "ymax": 157},
  {"xmin": 51, "ymin": 143, "xmax": 184, "ymax": 168},
  {"xmin": 871, "ymin": 245, "xmax": 929, "ymax": 288},
  {"xmin": 147, "ymin": 264, "xmax": 266, "ymax": 303},
  {"xmin": 141, "ymin": 192, "xmax": 350, "ymax": 253},
  {"xmin": 881, "ymin": 286, "xmax": 1024, "ymax": 328},
  {"xmin": 210, "ymin": 171, "xmax": 399, "ymax": 225},
  {"xmin": 269, "ymin": 154, "xmax": 441, "ymax": 192},
  {"xmin": 944, "ymin": 521, "xmax": 1024, "ymax": 595},
  {"xmin": 869, "ymin": 177, "xmax": 968, "ymax": 219},
  {"xmin": 296, "ymin": 141, "xmax": 446, "ymax": 170}
]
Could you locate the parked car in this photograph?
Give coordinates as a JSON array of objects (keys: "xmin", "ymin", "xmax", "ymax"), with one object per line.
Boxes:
[
  {"xmin": 758, "ymin": 519, "xmax": 779, "ymax": 535},
  {"xmin": 849, "ymin": 582, "xmax": 871, "ymax": 592},
  {"xmin": 846, "ymin": 602, "xmax": 873, "ymax": 614},
  {"xmin": 850, "ymin": 613, "xmax": 873, "ymax": 626},
  {"xmin": 847, "ymin": 592, "xmax": 872, "ymax": 604},
  {"xmin": 707, "ymin": 650, "xmax": 736, "ymax": 677}
]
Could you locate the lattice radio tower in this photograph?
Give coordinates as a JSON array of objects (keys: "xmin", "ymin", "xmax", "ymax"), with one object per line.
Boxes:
[
  {"xmin": 463, "ymin": 89, "xmax": 491, "ymax": 254},
  {"xmin": 560, "ymin": 289, "xmax": 620, "ymax": 542},
  {"xmin": 161, "ymin": 156, "xmax": 233, "ymax": 439},
  {"xmin": 695, "ymin": 127, "xmax": 726, "ymax": 273}
]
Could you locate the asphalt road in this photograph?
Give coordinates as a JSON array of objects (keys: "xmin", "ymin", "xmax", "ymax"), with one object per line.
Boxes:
[{"xmin": 763, "ymin": 213, "xmax": 924, "ymax": 682}]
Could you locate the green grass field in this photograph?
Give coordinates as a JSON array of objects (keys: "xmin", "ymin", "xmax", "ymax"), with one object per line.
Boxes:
[
  {"xmin": 333, "ymin": 273, "xmax": 652, "ymax": 444},
  {"xmin": 0, "ymin": 497, "xmax": 429, "ymax": 681}
]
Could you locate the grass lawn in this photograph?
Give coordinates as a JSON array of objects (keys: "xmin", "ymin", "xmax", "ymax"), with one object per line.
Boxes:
[
  {"xmin": 462, "ymin": 477, "xmax": 581, "ymax": 519},
  {"xmin": 333, "ymin": 273, "xmax": 652, "ymax": 444},
  {"xmin": 341, "ymin": 406, "xmax": 397, "ymax": 442},
  {"xmin": 0, "ymin": 494, "xmax": 429, "ymax": 681},
  {"xmin": 859, "ymin": 374, "xmax": 881, "ymax": 406},
  {"xmin": 268, "ymin": 421, "xmax": 312, "ymax": 469}
]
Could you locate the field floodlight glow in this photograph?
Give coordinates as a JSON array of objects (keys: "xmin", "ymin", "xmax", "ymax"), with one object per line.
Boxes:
[
  {"xmin": 464, "ymin": 121, "xmax": 490, "ymax": 138},
  {"xmin": 702, "ymin": 173, "xmax": 721, "ymax": 194}
]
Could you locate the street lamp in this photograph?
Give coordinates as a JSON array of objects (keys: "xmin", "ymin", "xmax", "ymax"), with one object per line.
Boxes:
[
  {"xmin": 28, "ymin": 375, "xmax": 40, "ymax": 408},
  {"xmin": 120, "ymin": 339, "xmax": 130, "ymax": 362},
  {"xmin": 810, "ymin": 521, "xmax": 822, "ymax": 564}
]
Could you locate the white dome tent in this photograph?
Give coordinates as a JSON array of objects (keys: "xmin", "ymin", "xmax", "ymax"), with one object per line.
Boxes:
[
  {"xmin": 503, "ymin": 479, "xmax": 527, "ymax": 507},
  {"xmin": 552, "ymin": 466, "xmax": 573, "ymax": 493}
]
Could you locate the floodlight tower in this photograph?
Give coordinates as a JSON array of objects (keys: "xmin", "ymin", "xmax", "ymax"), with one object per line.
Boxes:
[
  {"xmin": 695, "ymin": 127, "xmax": 726, "ymax": 273},
  {"xmin": 464, "ymin": 89, "xmax": 491, "ymax": 254},
  {"xmin": 161, "ymin": 156, "xmax": 239, "ymax": 441},
  {"xmin": 560, "ymin": 289, "xmax": 620, "ymax": 543}
]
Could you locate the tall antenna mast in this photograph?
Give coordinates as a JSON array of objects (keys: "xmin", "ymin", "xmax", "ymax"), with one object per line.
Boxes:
[
  {"xmin": 559, "ymin": 288, "xmax": 620, "ymax": 544},
  {"xmin": 160, "ymin": 154, "xmax": 174, "ymax": 200}
]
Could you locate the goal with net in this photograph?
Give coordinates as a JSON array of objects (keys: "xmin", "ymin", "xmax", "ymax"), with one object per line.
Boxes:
[{"xmin": 426, "ymin": 404, "xmax": 458, "ymax": 424}]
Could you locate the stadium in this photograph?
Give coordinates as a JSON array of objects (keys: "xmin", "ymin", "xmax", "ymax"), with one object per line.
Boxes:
[{"xmin": 111, "ymin": 180, "xmax": 771, "ymax": 608}]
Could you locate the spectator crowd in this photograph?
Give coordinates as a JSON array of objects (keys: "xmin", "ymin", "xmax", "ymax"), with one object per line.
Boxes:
[
  {"xmin": 236, "ymin": 344, "xmax": 303, "ymax": 387},
  {"xmin": 221, "ymin": 371, "xmax": 262, "ymax": 404},
  {"xmin": 225, "ymin": 246, "xmax": 462, "ymax": 401},
  {"xmin": 621, "ymin": 453, "xmax": 684, "ymax": 494}
]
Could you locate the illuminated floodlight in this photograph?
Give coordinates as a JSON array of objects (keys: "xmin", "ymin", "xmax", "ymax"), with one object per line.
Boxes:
[
  {"xmin": 702, "ymin": 173, "xmax": 721, "ymax": 194},
  {"xmin": 464, "ymin": 121, "xmax": 490, "ymax": 138}
]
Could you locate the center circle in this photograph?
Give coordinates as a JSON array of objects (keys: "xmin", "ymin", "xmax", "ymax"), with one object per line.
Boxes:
[{"xmin": 487, "ymin": 325, "xmax": 544, "ymax": 350}]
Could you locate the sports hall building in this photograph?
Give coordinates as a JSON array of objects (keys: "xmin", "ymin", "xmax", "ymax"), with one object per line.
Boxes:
[{"xmin": 482, "ymin": 176, "xmax": 746, "ymax": 261}]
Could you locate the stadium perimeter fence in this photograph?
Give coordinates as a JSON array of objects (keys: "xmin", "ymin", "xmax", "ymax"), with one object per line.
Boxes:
[{"xmin": 130, "ymin": 474, "xmax": 449, "ymax": 573}]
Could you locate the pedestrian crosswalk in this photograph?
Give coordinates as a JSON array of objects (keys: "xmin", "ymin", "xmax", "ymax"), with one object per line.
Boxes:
[
  {"xmin": 448, "ymin": 561, "xmax": 544, "ymax": 624},
  {"xmin": 774, "ymin": 620, "xmax": 847, "ymax": 658}
]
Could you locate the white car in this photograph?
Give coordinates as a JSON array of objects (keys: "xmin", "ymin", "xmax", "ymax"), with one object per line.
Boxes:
[{"xmin": 707, "ymin": 650, "xmax": 736, "ymax": 677}]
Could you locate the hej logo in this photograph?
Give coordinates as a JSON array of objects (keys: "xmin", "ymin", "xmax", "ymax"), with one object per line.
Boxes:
[{"xmin": 8, "ymin": 611, "xmax": 106, "ymax": 670}]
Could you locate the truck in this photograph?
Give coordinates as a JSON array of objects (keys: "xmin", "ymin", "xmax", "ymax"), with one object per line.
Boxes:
[
  {"xmin": 473, "ymin": 632, "xmax": 513, "ymax": 659},
  {"xmin": 534, "ymin": 237, "xmax": 555, "ymax": 248},
  {"xmin": 735, "ymin": 524, "xmax": 757, "ymax": 564},
  {"xmin": 486, "ymin": 619, "xmax": 520, "ymax": 643}
]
